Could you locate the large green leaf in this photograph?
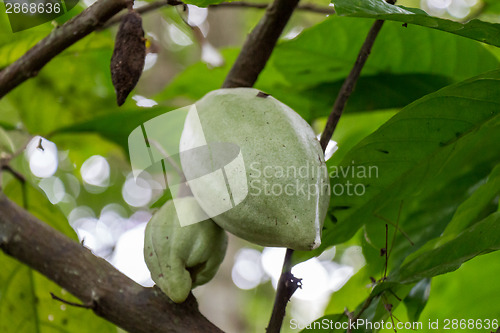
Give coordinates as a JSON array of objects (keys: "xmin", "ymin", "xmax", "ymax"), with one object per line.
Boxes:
[
  {"xmin": 272, "ymin": 16, "xmax": 498, "ymax": 88},
  {"xmin": 392, "ymin": 211, "xmax": 500, "ymax": 283},
  {"xmin": 267, "ymin": 15, "xmax": 498, "ymax": 120},
  {"xmin": 320, "ymin": 69, "xmax": 500, "ymax": 253},
  {"xmin": 438, "ymin": 163, "xmax": 500, "ymax": 241},
  {"xmin": 483, "ymin": 0, "xmax": 500, "ymax": 15},
  {"xmin": 182, "ymin": 0, "xmax": 234, "ymax": 7},
  {"xmin": 361, "ymin": 156, "xmax": 498, "ymax": 279},
  {"xmin": 403, "ymin": 278, "xmax": 430, "ymax": 322},
  {"xmin": 296, "ymin": 74, "xmax": 453, "ymax": 121},
  {"xmin": 331, "ymin": 0, "xmax": 500, "ymax": 47},
  {"xmin": 396, "ymin": 163, "xmax": 500, "ymax": 272}
]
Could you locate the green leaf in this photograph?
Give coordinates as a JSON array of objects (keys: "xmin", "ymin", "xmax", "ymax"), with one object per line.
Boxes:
[
  {"xmin": 483, "ymin": 0, "xmax": 500, "ymax": 15},
  {"xmin": 388, "ymin": 158, "xmax": 500, "ymax": 270},
  {"xmin": 439, "ymin": 164, "xmax": 500, "ymax": 241},
  {"xmin": 321, "ymin": 69, "xmax": 500, "ymax": 252},
  {"xmin": 0, "ymin": 255, "xmax": 116, "ymax": 333},
  {"xmin": 361, "ymin": 159, "xmax": 498, "ymax": 280},
  {"xmin": 392, "ymin": 211, "xmax": 500, "ymax": 284},
  {"xmin": 265, "ymin": 15, "xmax": 498, "ymax": 121},
  {"xmin": 5, "ymin": 48, "xmax": 119, "ymax": 135},
  {"xmin": 157, "ymin": 16, "xmax": 497, "ymax": 123},
  {"xmin": 331, "ymin": 0, "xmax": 500, "ymax": 47},
  {"xmin": 297, "ymin": 74, "xmax": 453, "ymax": 121},
  {"xmin": 53, "ymin": 106, "xmax": 175, "ymax": 151},
  {"xmin": 403, "ymin": 278, "xmax": 431, "ymax": 322},
  {"xmin": 272, "ymin": 16, "xmax": 498, "ymax": 88},
  {"xmin": 0, "ymin": 29, "xmax": 113, "ymax": 69}
]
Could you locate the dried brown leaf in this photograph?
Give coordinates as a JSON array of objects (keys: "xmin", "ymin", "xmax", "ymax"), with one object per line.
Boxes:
[{"xmin": 110, "ymin": 11, "xmax": 146, "ymax": 106}]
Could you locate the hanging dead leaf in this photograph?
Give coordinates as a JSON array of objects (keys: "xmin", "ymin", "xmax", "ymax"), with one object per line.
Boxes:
[{"xmin": 110, "ymin": 11, "xmax": 146, "ymax": 106}]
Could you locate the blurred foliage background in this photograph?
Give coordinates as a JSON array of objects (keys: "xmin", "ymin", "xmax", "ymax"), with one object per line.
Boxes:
[{"xmin": 0, "ymin": 0, "xmax": 499, "ymax": 332}]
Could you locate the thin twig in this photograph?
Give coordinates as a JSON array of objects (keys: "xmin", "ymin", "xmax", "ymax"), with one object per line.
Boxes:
[
  {"xmin": 388, "ymin": 201, "xmax": 404, "ymax": 259},
  {"xmin": 211, "ymin": 1, "xmax": 335, "ymax": 15},
  {"xmin": 100, "ymin": 0, "xmax": 183, "ymax": 29},
  {"xmin": 373, "ymin": 212, "xmax": 414, "ymax": 246},
  {"xmin": 344, "ymin": 308, "xmax": 354, "ymax": 322},
  {"xmin": 319, "ymin": 18, "xmax": 388, "ymax": 150},
  {"xmin": 1, "ymin": 165, "xmax": 26, "ymax": 184},
  {"xmin": 266, "ymin": 248, "xmax": 302, "ymax": 333},
  {"xmin": 319, "ymin": 0, "xmax": 396, "ymax": 150},
  {"xmin": 50, "ymin": 292, "xmax": 95, "ymax": 309},
  {"xmin": 346, "ymin": 294, "xmax": 375, "ymax": 333}
]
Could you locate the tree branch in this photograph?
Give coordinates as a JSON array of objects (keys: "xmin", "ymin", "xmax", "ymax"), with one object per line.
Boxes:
[
  {"xmin": 100, "ymin": 0, "xmax": 183, "ymax": 29},
  {"xmin": 0, "ymin": 195, "xmax": 223, "ymax": 333},
  {"xmin": 211, "ymin": 2, "xmax": 334, "ymax": 15},
  {"xmin": 222, "ymin": 0, "xmax": 300, "ymax": 88},
  {"xmin": 266, "ymin": 248, "xmax": 301, "ymax": 333},
  {"xmin": 319, "ymin": 19, "xmax": 387, "ymax": 150},
  {"xmin": 319, "ymin": 0, "xmax": 396, "ymax": 150}
]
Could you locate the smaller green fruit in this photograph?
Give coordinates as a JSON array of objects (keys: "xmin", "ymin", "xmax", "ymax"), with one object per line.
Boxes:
[{"xmin": 144, "ymin": 197, "xmax": 227, "ymax": 303}]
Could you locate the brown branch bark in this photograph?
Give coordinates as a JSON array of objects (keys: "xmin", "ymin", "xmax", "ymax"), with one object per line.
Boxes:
[
  {"xmin": 222, "ymin": 0, "xmax": 300, "ymax": 88},
  {"xmin": 0, "ymin": 195, "xmax": 223, "ymax": 333},
  {"xmin": 102, "ymin": 1, "xmax": 333, "ymax": 30},
  {"xmin": 220, "ymin": 0, "xmax": 304, "ymax": 330}
]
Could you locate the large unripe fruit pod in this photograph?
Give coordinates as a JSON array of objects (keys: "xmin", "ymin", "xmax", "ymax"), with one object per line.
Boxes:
[
  {"xmin": 144, "ymin": 197, "xmax": 227, "ymax": 303},
  {"xmin": 179, "ymin": 88, "xmax": 330, "ymax": 250}
]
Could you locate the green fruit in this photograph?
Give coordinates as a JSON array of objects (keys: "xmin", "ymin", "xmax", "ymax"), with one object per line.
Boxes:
[
  {"xmin": 179, "ymin": 88, "xmax": 330, "ymax": 250},
  {"xmin": 144, "ymin": 197, "xmax": 227, "ymax": 303}
]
